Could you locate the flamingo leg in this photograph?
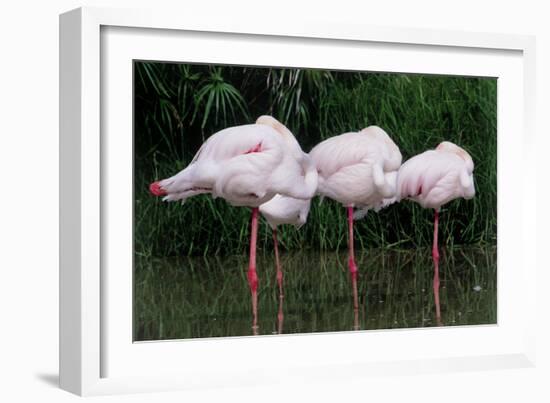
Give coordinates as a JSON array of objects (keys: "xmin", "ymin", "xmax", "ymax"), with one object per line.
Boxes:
[
  {"xmin": 347, "ymin": 206, "xmax": 360, "ymax": 317},
  {"xmin": 247, "ymin": 207, "xmax": 259, "ymax": 331},
  {"xmin": 432, "ymin": 209, "xmax": 441, "ymax": 321},
  {"xmin": 273, "ymin": 228, "xmax": 284, "ymax": 299}
]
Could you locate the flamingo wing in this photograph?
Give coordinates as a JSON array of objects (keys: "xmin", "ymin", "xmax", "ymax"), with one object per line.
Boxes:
[
  {"xmin": 310, "ymin": 129, "xmax": 401, "ymax": 206},
  {"xmin": 397, "ymin": 150, "xmax": 475, "ymax": 209}
]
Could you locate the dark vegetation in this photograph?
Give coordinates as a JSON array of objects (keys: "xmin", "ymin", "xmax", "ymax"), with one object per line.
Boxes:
[{"xmin": 134, "ymin": 62, "xmax": 497, "ymax": 258}]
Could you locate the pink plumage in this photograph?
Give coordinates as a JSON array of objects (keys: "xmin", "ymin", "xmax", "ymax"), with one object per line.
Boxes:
[
  {"xmin": 150, "ymin": 116, "xmax": 317, "ymax": 330},
  {"xmin": 309, "ymin": 126, "xmax": 402, "ymax": 321},
  {"xmin": 256, "ymin": 119, "xmax": 316, "ymax": 302},
  {"xmin": 310, "ymin": 126, "xmax": 402, "ymax": 210},
  {"xmin": 397, "ymin": 141, "xmax": 475, "ymax": 209},
  {"xmin": 396, "ymin": 141, "xmax": 475, "ymax": 321},
  {"xmin": 258, "ymin": 115, "xmax": 315, "ymax": 230},
  {"xmin": 154, "ymin": 117, "xmax": 317, "ymax": 207},
  {"xmin": 260, "ymin": 194, "xmax": 311, "ymax": 230}
]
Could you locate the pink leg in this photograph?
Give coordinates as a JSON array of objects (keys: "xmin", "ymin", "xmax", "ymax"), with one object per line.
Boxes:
[
  {"xmin": 273, "ymin": 228, "xmax": 284, "ymax": 299},
  {"xmin": 347, "ymin": 206, "xmax": 359, "ymax": 315},
  {"xmin": 432, "ymin": 209, "xmax": 441, "ymax": 321},
  {"xmin": 247, "ymin": 207, "xmax": 259, "ymax": 331}
]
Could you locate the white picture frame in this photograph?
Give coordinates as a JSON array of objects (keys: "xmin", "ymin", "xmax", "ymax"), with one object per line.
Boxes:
[{"xmin": 59, "ymin": 6, "xmax": 537, "ymax": 396}]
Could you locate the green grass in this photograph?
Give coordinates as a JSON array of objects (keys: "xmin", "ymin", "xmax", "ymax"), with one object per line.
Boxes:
[{"xmin": 134, "ymin": 62, "xmax": 497, "ymax": 258}]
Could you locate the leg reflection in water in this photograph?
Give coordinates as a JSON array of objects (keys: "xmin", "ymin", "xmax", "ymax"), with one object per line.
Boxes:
[
  {"xmin": 353, "ymin": 304, "xmax": 360, "ymax": 331},
  {"xmin": 434, "ymin": 280, "xmax": 443, "ymax": 327},
  {"xmin": 249, "ymin": 269, "xmax": 285, "ymax": 336},
  {"xmin": 277, "ymin": 292, "xmax": 284, "ymax": 334},
  {"xmin": 432, "ymin": 210, "xmax": 441, "ymax": 322},
  {"xmin": 346, "ymin": 206, "xmax": 360, "ymax": 325}
]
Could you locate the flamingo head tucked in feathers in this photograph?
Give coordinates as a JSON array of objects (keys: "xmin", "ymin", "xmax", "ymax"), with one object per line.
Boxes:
[{"xmin": 436, "ymin": 141, "xmax": 474, "ymax": 173}]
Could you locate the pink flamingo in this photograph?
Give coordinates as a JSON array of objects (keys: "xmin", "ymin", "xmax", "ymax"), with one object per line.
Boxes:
[
  {"xmin": 256, "ymin": 119, "xmax": 316, "ymax": 332},
  {"xmin": 396, "ymin": 141, "xmax": 475, "ymax": 320},
  {"xmin": 309, "ymin": 126, "xmax": 402, "ymax": 317},
  {"xmin": 149, "ymin": 116, "xmax": 317, "ymax": 330}
]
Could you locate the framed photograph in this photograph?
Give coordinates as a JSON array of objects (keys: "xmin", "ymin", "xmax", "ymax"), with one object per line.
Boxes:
[{"xmin": 60, "ymin": 6, "xmax": 537, "ymax": 396}]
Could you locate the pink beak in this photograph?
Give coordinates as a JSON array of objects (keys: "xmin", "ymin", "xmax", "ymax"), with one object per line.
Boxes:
[{"xmin": 149, "ymin": 181, "xmax": 167, "ymax": 197}]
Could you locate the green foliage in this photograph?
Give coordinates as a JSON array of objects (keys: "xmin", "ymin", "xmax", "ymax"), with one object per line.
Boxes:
[
  {"xmin": 134, "ymin": 61, "xmax": 497, "ymax": 258},
  {"xmin": 193, "ymin": 67, "xmax": 249, "ymax": 130},
  {"xmin": 267, "ymin": 68, "xmax": 334, "ymax": 134}
]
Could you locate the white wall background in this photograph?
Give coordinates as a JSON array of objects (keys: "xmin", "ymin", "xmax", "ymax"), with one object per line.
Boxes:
[{"xmin": 0, "ymin": 0, "xmax": 548, "ymax": 402}]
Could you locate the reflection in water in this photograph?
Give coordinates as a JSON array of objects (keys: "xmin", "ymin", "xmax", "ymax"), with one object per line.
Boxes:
[
  {"xmin": 346, "ymin": 206, "xmax": 360, "ymax": 325},
  {"xmin": 432, "ymin": 210, "xmax": 442, "ymax": 322},
  {"xmin": 353, "ymin": 305, "xmax": 360, "ymax": 331},
  {"xmin": 433, "ymin": 273, "xmax": 443, "ymax": 327},
  {"xmin": 272, "ymin": 228, "xmax": 284, "ymax": 334},
  {"xmin": 134, "ymin": 247, "xmax": 496, "ymax": 341},
  {"xmin": 277, "ymin": 294, "xmax": 284, "ymax": 334}
]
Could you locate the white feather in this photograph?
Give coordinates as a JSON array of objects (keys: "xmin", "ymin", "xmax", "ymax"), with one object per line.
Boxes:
[
  {"xmin": 155, "ymin": 118, "xmax": 318, "ymax": 208},
  {"xmin": 396, "ymin": 142, "xmax": 476, "ymax": 210},
  {"xmin": 309, "ymin": 126, "xmax": 402, "ymax": 211}
]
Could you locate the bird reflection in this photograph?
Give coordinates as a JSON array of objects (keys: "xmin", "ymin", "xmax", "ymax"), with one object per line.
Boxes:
[
  {"xmin": 277, "ymin": 294, "xmax": 284, "ymax": 334},
  {"xmin": 249, "ymin": 279, "xmax": 285, "ymax": 336},
  {"xmin": 353, "ymin": 303, "xmax": 360, "ymax": 331},
  {"xmin": 433, "ymin": 275, "xmax": 443, "ymax": 326}
]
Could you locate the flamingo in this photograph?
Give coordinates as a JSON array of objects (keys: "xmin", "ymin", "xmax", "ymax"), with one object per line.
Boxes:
[
  {"xmin": 309, "ymin": 126, "xmax": 402, "ymax": 318},
  {"xmin": 396, "ymin": 141, "xmax": 475, "ymax": 320},
  {"xmin": 149, "ymin": 116, "xmax": 318, "ymax": 330},
  {"xmin": 256, "ymin": 121, "xmax": 316, "ymax": 332},
  {"xmin": 253, "ymin": 120, "xmax": 316, "ymax": 332}
]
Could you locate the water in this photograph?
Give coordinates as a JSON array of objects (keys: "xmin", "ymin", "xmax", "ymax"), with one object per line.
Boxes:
[{"xmin": 134, "ymin": 247, "xmax": 496, "ymax": 341}]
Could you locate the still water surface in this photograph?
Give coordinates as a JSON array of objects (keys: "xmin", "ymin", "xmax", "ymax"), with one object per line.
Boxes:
[{"xmin": 134, "ymin": 247, "xmax": 496, "ymax": 341}]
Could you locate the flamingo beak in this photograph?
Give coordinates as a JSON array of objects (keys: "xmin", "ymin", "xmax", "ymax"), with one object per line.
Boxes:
[{"xmin": 149, "ymin": 181, "xmax": 167, "ymax": 197}]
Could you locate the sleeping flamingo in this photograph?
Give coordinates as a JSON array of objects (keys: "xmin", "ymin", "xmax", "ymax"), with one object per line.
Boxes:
[
  {"xmin": 309, "ymin": 126, "xmax": 402, "ymax": 317},
  {"xmin": 149, "ymin": 116, "xmax": 318, "ymax": 330},
  {"xmin": 396, "ymin": 141, "xmax": 475, "ymax": 320}
]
